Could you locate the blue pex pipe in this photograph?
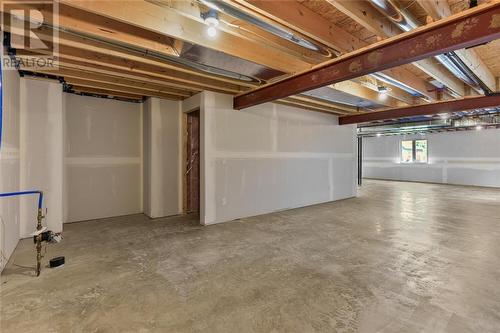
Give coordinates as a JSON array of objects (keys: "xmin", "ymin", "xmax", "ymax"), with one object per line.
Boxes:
[{"xmin": 0, "ymin": 191, "xmax": 44, "ymax": 209}]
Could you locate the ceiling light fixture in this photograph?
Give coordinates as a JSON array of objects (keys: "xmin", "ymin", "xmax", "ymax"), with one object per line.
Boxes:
[
  {"xmin": 202, "ymin": 9, "xmax": 219, "ymax": 38},
  {"xmin": 377, "ymin": 85, "xmax": 391, "ymax": 94}
]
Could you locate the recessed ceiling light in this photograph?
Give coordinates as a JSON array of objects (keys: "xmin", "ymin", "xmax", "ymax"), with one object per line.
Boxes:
[{"xmin": 377, "ymin": 86, "xmax": 391, "ymax": 94}]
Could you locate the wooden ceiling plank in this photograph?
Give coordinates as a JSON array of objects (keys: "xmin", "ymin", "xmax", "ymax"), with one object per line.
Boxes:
[
  {"xmin": 30, "ymin": 67, "xmax": 195, "ymax": 97},
  {"xmin": 231, "ymin": 0, "xmax": 437, "ymax": 100},
  {"xmin": 229, "ymin": 0, "xmax": 363, "ymax": 52},
  {"xmin": 324, "ymin": 0, "xmax": 469, "ymax": 96},
  {"xmin": 14, "ymin": 53, "xmax": 231, "ymax": 94},
  {"xmin": 278, "ymin": 98, "xmax": 346, "ymax": 115},
  {"xmin": 339, "ymin": 95, "xmax": 500, "ymax": 124},
  {"xmin": 155, "ymin": 0, "xmax": 331, "ymax": 64},
  {"xmin": 60, "ymin": 0, "xmax": 311, "ymax": 73},
  {"xmin": 413, "ymin": 58, "xmax": 466, "ymax": 96},
  {"xmin": 332, "ymin": 81, "xmax": 407, "ymax": 108},
  {"xmin": 71, "ymin": 86, "xmax": 145, "ymax": 100},
  {"xmin": 6, "ymin": 24, "xmax": 255, "ymax": 89},
  {"xmin": 289, "ymin": 95, "xmax": 357, "ymax": 113},
  {"xmin": 9, "ymin": 2, "xmax": 178, "ymax": 57},
  {"xmin": 416, "ymin": 0, "xmax": 496, "ymax": 91},
  {"xmin": 233, "ymin": 3, "xmax": 500, "ymax": 109},
  {"xmin": 15, "ymin": 46, "xmax": 246, "ymax": 94},
  {"xmin": 57, "ymin": 58, "xmax": 233, "ymax": 94},
  {"xmin": 66, "ymin": 77, "xmax": 183, "ymax": 100}
]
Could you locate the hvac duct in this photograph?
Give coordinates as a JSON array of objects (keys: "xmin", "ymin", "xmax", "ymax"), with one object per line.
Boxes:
[{"xmin": 367, "ymin": 0, "xmax": 492, "ymax": 95}]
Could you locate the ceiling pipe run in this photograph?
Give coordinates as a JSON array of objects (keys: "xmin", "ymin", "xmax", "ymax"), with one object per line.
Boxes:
[
  {"xmin": 357, "ymin": 111, "xmax": 500, "ymax": 136},
  {"xmin": 200, "ymin": 0, "xmax": 429, "ymax": 102},
  {"xmin": 54, "ymin": 27, "xmax": 261, "ymax": 83},
  {"xmin": 367, "ymin": 0, "xmax": 492, "ymax": 95},
  {"xmin": 371, "ymin": 72, "xmax": 425, "ymax": 98},
  {"xmin": 199, "ymin": 0, "xmax": 332, "ymax": 56}
]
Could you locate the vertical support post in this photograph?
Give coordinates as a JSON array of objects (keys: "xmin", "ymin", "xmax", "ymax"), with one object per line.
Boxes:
[
  {"xmin": 36, "ymin": 209, "xmax": 43, "ymax": 276},
  {"xmin": 357, "ymin": 136, "xmax": 363, "ymax": 186}
]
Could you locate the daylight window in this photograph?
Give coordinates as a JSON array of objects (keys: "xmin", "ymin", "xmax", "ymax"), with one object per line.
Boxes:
[{"xmin": 401, "ymin": 139, "xmax": 427, "ymax": 163}]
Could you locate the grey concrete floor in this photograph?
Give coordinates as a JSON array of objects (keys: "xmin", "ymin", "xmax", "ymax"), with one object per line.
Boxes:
[{"xmin": 1, "ymin": 180, "xmax": 500, "ymax": 332}]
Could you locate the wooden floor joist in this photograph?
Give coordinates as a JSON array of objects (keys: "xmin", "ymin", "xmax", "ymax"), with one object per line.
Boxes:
[
  {"xmin": 70, "ymin": 86, "xmax": 145, "ymax": 101},
  {"xmin": 234, "ymin": 3, "xmax": 500, "ymax": 110},
  {"xmin": 65, "ymin": 78, "xmax": 184, "ymax": 100},
  {"xmin": 339, "ymin": 95, "xmax": 500, "ymax": 124}
]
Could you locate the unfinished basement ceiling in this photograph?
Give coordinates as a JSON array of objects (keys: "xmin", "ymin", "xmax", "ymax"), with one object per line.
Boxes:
[
  {"xmin": 1, "ymin": 0, "xmax": 498, "ymax": 120},
  {"xmin": 173, "ymin": 42, "xmax": 285, "ymax": 82}
]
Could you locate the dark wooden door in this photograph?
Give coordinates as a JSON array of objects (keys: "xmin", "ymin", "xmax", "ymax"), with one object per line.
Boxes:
[{"xmin": 186, "ymin": 110, "xmax": 200, "ymax": 213}]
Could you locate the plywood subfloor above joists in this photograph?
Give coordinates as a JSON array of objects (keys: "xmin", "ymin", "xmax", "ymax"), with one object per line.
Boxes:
[{"xmin": 475, "ymin": 39, "xmax": 500, "ymax": 78}]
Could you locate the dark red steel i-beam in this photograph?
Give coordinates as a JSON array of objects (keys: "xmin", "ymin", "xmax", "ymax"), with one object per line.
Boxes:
[
  {"xmin": 338, "ymin": 95, "xmax": 500, "ymax": 125},
  {"xmin": 233, "ymin": 3, "xmax": 500, "ymax": 110}
]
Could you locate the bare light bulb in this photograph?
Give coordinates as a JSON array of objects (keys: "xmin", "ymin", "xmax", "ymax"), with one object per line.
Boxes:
[{"xmin": 207, "ymin": 25, "xmax": 217, "ymax": 37}]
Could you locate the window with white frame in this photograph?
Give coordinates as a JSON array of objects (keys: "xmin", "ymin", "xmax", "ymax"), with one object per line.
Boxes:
[{"xmin": 401, "ymin": 139, "xmax": 427, "ymax": 163}]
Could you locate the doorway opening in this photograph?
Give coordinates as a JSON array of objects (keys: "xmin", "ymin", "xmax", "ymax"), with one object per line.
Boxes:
[{"xmin": 185, "ymin": 109, "xmax": 200, "ymax": 214}]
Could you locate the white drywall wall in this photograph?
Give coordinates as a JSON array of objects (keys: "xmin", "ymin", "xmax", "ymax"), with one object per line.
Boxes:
[
  {"xmin": 0, "ymin": 67, "xmax": 21, "ymax": 271},
  {"xmin": 65, "ymin": 94, "xmax": 142, "ymax": 222},
  {"xmin": 19, "ymin": 78, "xmax": 64, "ymax": 237},
  {"xmin": 143, "ymin": 97, "xmax": 182, "ymax": 218},
  {"xmin": 199, "ymin": 91, "xmax": 357, "ymax": 225},
  {"xmin": 363, "ymin": 129, "xmax": 500, "ymax": 187}
]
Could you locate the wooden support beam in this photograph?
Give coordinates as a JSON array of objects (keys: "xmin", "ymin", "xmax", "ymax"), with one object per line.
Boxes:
[
  {"xmin": 15, "ymin": 44, "xmax": 247, "ymax": 93},
  {"xmin": 8, "ymin": 25, "xmax": 254, "ymax": 89},
  {"xmin": 15, "ymin": 54, "xmax": 232, "ymax": 94},
  {"xmin": 231, "ymin": 0, "xmax": 364, "ymax": 52},
  {"xmin": 416, "ymin": 0, "xmax": 452, "ymax": 21},
  {"xmin": 60, "ymin": 0, "xmax": 311, "ymax": 73},
  {"xmin": 280, "ymin": 97, "xmax": 350, "ymax": 115},
  {"xmin": 234, "ymin": 3, "xmax": 500, "ymax": 109},
  {"xmin": 339, "ymin": 95, "xmax": 500, "ymax": 124},
  {"xmin": 65, "ymin": 78, "xmax": 184, "ymax": 100},
  {"xmin": 153, "ymin": 0, "xmax": 330, "ymax": 65},
  {"xmin": 325, "ymin": 0, "xmax": 474, "ymax": 96},
  {"xmin": 286, "ymin": 95, "xmax": 356, "ymax": 114},
  {"xmin": 8, "ymin": 2, "xmax": 178, "ymax": 57},
  {"xmin": 231, "ymin": 0, "xmax": 436, "ymax": 100},
  {"xmin": 57, "ymin": 59, "xmax": 234, "ymax": 94},
  {"xmin": 415, "ymin": 0, "xmax": 497, "ymax": 92},
  {"xmin": 325, "ymin": 0, "xmax": 400, "ymax": 37},
  {"xmin": 331, "ymin": 81, "xmax": 406, "ymax": 108},
  {"xmin": 30, "ymin": 67, "xmax": 195, "ymax": 97},
  {"xmin": 71, "ymin": 86, "xmax": 145, "ymax": 100},
  {"xmin": 413, "ymin": 58, "xmax": 466, "ymax": 96}
]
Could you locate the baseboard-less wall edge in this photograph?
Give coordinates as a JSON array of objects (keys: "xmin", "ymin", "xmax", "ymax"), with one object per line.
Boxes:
[
  {"xmin": 203, "ymin": 195, "xmax": 357, "ymax": 226},
  {"xmin": 363, "ymin": 177, "xmax": 500, "ymax": 189},
  {"xmin": 362, "ymin": 130, "xmax": 500, "ymax": 189},
  {"xmin": 144, "ymin": 212, "xmax": 184, "ymax": 220},
  {"xmin": 63, "ymin": 213, "xmax": 145, "ymax": 225}
]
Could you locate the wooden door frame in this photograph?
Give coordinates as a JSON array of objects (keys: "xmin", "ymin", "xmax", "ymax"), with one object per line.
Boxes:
[{"xmin": 182, "ymin": 108, "xmax": 200, "ymax": 214}]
